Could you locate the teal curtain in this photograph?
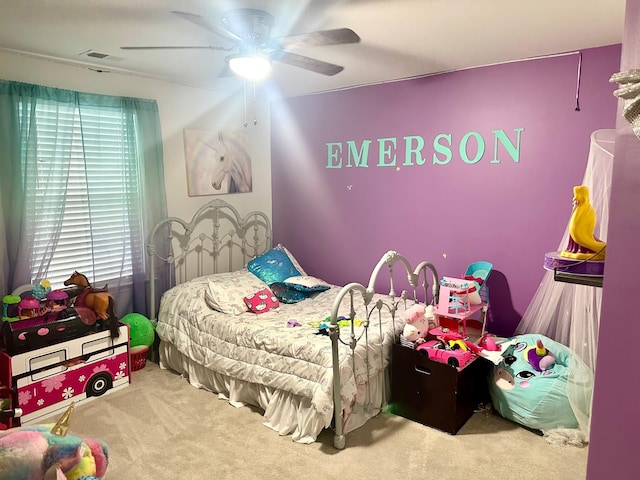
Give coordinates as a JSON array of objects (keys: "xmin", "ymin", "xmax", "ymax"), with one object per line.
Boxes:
[{"xmin": 0, "ymin": 79, "xmax": 170, "ymax": 318}]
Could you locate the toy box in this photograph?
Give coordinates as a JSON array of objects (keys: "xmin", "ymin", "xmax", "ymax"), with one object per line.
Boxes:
[
  {"xmin": 389, "ymin": 343, "xmax": 489, "ymax": 434},
  {"xmin": 1, "ymin": 307, "xmax": 95, "ymax": 355},
  {"xmin": 0, "ymin": 323, "xmax": 130, "ymax": 429}
]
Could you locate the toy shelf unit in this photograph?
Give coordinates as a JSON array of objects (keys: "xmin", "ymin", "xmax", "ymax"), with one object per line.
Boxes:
[
  {"xmin": 436, "ymin": 276, "xmax": 488, "ymax": 341},
  {"xmin": 544, "ymin": 252, "xmax": 604, "ymax": 288}
]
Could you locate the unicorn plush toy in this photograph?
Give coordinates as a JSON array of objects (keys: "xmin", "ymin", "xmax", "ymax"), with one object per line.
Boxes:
[
  {"xmin": 488, "ymin": 334, "xmax": 592, "ymax": 440},
  {"xmin": 0, "ymin": 404, "xmax": 109, "ymax": 480}
]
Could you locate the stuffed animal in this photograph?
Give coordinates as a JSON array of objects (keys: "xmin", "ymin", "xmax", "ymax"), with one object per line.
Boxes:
[
  {"xmin": 0, "ymin": 405, "xmax": 108, "ymax": 480},
  {"xmin": 488, "ymin": 334, "xmax": 591, "ymax": 435},
  {"xmin": 401, "ymin": 304, "xmax": 438, "ymax": 344}
]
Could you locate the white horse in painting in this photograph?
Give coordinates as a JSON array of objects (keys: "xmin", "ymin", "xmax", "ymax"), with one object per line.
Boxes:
[{"xmin": 208, "ymin": 131, "xmax": 253, "ymax": 193}]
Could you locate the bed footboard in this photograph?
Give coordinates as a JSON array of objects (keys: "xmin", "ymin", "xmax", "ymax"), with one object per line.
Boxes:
[{"xmin": 329, "ymin": 250, "xmax": 439, "ymax": 449}]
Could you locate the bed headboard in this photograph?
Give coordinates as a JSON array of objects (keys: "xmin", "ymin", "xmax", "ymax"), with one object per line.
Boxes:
[{"xmin": 147, "ymin": 199, "xmax": 272, "ymax": 320}]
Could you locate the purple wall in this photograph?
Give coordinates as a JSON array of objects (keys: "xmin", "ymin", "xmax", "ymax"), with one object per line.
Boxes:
[
  {"xmin": 271, "ymin": 44, "xmax": 620, "ymax": 336},
  {"xmin": 588, "ymin": 0, "xmax": 640, "ymax": 477}
]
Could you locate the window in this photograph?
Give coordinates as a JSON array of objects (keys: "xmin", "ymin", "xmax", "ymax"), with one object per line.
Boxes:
[
  {"xmin": 1, "ymin": 79, "xmax": 168, "ymax": 318},
  {"xmin": 19, "ymin": 100, "xmax": 144, "ymax": 289}
]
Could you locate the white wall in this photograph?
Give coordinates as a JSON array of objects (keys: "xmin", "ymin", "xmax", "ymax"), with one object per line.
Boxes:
[{"xmin": 0, "ymin": 51, "xmax": 272, "ymax": 223}]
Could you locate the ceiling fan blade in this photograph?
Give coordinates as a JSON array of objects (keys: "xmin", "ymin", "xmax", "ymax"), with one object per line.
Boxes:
[
  {"xmin": 271, "ymin": 51, "xmax": 344, "ymax": 76},
  {"xmin": 121, "ymin": 45, "xmax": 234, "ymax": 51},
  {"xmin": 171, "ymin": 10, "xmax": 241, "ymax": 43},
  {"xmin": 272, "ymin": 28, "xmax": 360, "ymax": 50}
]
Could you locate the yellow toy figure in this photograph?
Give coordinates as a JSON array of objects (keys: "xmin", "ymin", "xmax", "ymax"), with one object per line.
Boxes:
[{"xmin": 560, "ymin": 185, "xmax": 606, "ymax": 261}]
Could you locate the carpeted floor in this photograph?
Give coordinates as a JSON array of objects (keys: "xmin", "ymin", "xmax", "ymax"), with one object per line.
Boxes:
[{"xmin": 38, "ymin": 362, "xmax": 588, "ymax": 479}]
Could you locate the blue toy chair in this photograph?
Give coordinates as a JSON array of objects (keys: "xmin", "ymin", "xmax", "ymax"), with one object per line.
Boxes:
[{"xmin": 464, "ymin": 261, "xmax": 492, "ymax": 303}]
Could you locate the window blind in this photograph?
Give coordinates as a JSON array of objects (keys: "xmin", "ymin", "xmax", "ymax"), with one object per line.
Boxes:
[{"xmin": 20, "ymin": 100, "xmax": 144, "ymax": 289}]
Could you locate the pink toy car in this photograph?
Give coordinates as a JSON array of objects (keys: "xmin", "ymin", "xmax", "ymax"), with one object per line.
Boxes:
[{"xmin": 416, "ymin": 339, "xmax": 473, "ymax": 369}]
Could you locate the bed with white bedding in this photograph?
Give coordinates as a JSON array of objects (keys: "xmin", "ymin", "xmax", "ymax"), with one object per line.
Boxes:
[{"xmin": 148, "ymin": 199, "xmax": 439, "ymax": 448}]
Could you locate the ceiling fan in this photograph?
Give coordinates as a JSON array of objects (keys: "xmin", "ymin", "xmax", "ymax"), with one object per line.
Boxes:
[{"xmin": 121, "ymin": 9, "xmax": 361, "ymax": 81}]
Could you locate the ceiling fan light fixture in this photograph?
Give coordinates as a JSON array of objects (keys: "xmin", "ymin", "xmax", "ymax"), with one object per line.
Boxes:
[{"xmin": 227, "ymin": 54, "xmax": 272, "ymax": 81}]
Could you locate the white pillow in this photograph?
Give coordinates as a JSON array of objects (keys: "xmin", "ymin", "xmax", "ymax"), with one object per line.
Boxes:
[
  {"xmin": 283, "ymin": 275, "xmax": 331, "ymax": 291},
  {"xmin": 204, "ymin": 269, "xmax": 270, "ymax": 315}
]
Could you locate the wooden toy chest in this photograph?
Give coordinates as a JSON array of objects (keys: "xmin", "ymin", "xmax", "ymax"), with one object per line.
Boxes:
[{"xmin": 389, "ymin": 343, "xmax": 490, "ymax": 434}]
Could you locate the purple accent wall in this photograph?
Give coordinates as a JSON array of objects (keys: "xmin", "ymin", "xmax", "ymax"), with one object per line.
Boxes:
[
  {"xmin": 588, "ymin": 0, "xmax": 640, "ymax": 478},
  {"xmin": 271, "ymin": 44, "xmax": 620, "ymax": 336}
]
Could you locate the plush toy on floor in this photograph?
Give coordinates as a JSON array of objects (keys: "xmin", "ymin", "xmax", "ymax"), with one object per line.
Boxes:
[
  {"xmin": 401, "ymin": 304, "xmax": 438, "ymax": 346},
  {"xmin": 0, "ymin": 403, "xmax": 109, "ymax": 480},
  {"xmin": 488, "ymin": 334, "xmax": 592, "ymax": 444}
]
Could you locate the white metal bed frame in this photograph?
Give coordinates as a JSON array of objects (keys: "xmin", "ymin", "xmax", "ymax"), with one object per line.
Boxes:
[{"xmin": 147, "ymin": 199, "xmax": 440, "ymax": 449}]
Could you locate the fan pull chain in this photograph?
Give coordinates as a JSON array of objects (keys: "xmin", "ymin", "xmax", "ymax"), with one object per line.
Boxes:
[
  {"xmin": 243, "ymin": 79, "xmax": 248, "ymax": 127},
  {"xmin": 575, "ymin": 51, "xmax": 582, "ymax": 112},
  {"xmin": 242, "ymin": 80, "xmax": 258, "ymax": 127},
  {"xmin": 253, "ymin": 81, "xmax": 258, "ymax": 126}
]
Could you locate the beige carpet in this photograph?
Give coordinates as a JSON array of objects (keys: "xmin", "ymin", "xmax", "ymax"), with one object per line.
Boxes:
[{"xmin": 38, "ymin": 362, "xmax": 588, "ymax": 480}]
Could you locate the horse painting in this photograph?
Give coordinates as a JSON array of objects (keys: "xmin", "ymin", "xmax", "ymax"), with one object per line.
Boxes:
[
  {"xmin": 208, "ymin": 131, "xmax": 253, "ymax": 194},
  {"xmin": 63, "ymin": 271, "xmax": 120, "ymax": 338},
  {"xmin": 184, "ymin": 129, "xmax": 253, "ymax": 196}
]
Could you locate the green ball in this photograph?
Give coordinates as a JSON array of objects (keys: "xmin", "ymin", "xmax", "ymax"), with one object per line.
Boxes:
[{"xmin": 120, "ymin": 313, "xmax": 155, "ymax": 348}]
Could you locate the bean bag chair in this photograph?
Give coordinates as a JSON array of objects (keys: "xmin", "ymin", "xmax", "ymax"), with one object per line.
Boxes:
[{"xmin": 488, "ymin": 334, "xmax": 592, "ymax": 437}]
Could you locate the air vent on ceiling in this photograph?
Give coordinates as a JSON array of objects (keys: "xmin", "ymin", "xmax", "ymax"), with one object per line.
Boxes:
[{"xmin": 78, "ymin": 50, "xmax": 124, "ymax": 61}]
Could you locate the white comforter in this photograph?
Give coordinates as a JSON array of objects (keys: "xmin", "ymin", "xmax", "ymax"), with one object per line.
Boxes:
[{"xmin": 155, "ymin": 275, "xmax": 404, "ymax": 426}]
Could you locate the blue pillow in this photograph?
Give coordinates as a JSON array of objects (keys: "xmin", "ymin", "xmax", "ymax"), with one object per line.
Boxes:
[
  {"xmin": 248, "ymin": 248, "xmax": 301, "ymax": 285},
  {"xmin": 270, "ymin": 282, "xmax": 310, "ymax": 304},
  {"xmin": 270, "ymin": 276, "xmax": 331, "ymax": 304}
]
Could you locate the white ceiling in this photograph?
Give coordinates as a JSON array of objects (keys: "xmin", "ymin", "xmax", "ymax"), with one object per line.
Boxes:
[{"xmin": 0, "ymin": 0, "xmax": 627, "ymax": 99}]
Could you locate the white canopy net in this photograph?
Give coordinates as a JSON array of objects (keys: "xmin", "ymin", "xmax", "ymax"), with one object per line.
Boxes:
[{"xmin": 515, "ymin": 128, "xmax": 615, "ymax": 442}]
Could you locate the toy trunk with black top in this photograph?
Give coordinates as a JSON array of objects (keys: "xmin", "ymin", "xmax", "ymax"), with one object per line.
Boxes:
[
  {"xmin": 389, "ymin": 343, "xmax": 490, "ymax": 434},
  {"xmin": 1, "ymin": 307, "xmax": 93, "ymax": 355}
]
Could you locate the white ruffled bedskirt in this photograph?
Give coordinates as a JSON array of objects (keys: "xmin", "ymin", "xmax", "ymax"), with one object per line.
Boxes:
[{"xmin": 159, "ymin": 340, "xmax": 389, "ymax": 444}]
